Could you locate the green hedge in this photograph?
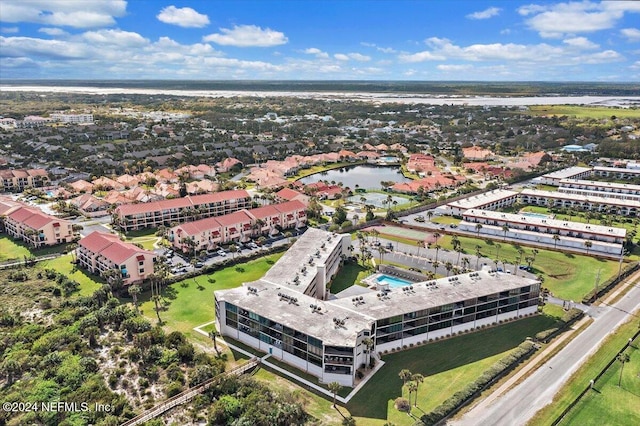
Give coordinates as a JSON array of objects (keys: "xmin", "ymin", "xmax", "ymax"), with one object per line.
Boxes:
[
  {"xmin": 420, "ymin": 341, "xmax": 537, "ymax": 425},
  {"xmin": 535, "ymin": 308, "xmax": 583, "ymax": 343},
  {"xmin": 581, "ymin": 262, "xmax": 639, "ymax": 304}
]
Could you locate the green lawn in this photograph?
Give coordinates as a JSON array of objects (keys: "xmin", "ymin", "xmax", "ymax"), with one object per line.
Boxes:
[
  {"xmin": 435, "ymin": 234, "xmax": 618, "ymax": 301},
  {"xmin": 138, "ymin": 253, "xmax": 284, "ymax": 337},
  {"xmin": 38, "ymin": 254, "xmax": 104, "ymax": 296},
  {"xmin": 430, "ymin": 216, "xmax": 462, "ymax": 225},
  {"xmin": 529, "ymin": 318, "xmax": 640, "ymax": 426},
  {"xmin": 349, "ymin": 314, "xmax": 559, "ymax": 426},
  {"xmin": 0, "ymin": 236, "xmax": 68, "ymax": 262},
  {"xmin": 329, "ymin": 262, "xmax": 371, "ymax": 293}
]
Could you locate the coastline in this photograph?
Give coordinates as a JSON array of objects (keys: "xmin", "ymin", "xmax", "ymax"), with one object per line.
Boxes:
[{"xmin": 2, "ymin": 85, "xmax": 639, "ymax": 107}]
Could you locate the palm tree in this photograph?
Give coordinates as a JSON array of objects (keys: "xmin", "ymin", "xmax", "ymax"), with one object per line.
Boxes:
[
  {"xmin": 455, "ymin": 246, "xmax": 463, "ymax": 266},
  {"xmin": 434, "ymin": 244, "xmax": 441, "ymax": 263},
  {"xmin": 399, "ymin": 369, "xmax": 412, "ymax": 387},
  {"xmin": 427, "ymin": 210, "xmax": 433, "ymax": 221},
  {"xmin": 416, "ymin": 240, "xmax": 425, "ymax": 256},
  {"xmin": 502, "ymin": 224, "xmax": 510, "ymax": 241},
  {"xmin": 461, "ymin": 257, "xmax": 471, "ymax": 272},
  {"xmin": 209, "ymin": 330, "xmax": 221, "ymax": 356},
  {"xmin": 411, "ymin": 373, "xmax": 424, "ymax": 407},
  {"xmin": 475, "ymin": 245, "xmax": 482, "ymax": 270},
  {"xmin": 451, "ymin": 235, "xmax": 460, "ymax": 251},
  {"xmin": 617, "ymin": 352, "xmax": 630, "ymax": 387},
  {"xmin": 377, "ymin": 246, "xmax": 388, "ymax": 264},
  {"xmin": 362, "ymin": 337, "xmax": 374, "ymax": 368},
  {"xmin": 433, "ymin": 232, "xmax": 441, "ymax": 244},
  {"xmin": 495, "ymin": 243, "xmax": 502, "ymax": 260},
  {"xmin": 475, "ymin": 223, "xmax": 483, "ymax": 237},
  {"xmin": 229, "ymin": 243, "xmax": 238, "ymax": 259},
  {"xmin": 128, "ymin": 284, "xmax": 141, "ymax": 314},
  {"xmin": 407, "ymin": 381, "xmax": 418, "ymax": 411},
  {"xmin": 328, "ymin": 381, "xmax": 342, "ymax": 408},
  {"xmin": 444, "ymin": 261, "xmax": 453, "ymax": 277},
  {"xmin": 584, "ymin": 240, "xmax": 593, "ymax": 255},
  {"xmin": 553, "ymin": 234, "xmax": 560, "ymax": 248}
]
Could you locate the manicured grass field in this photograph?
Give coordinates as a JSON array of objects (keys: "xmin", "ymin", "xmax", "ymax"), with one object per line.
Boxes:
[
  {"xmin": 0, "ymin": 236, "xmax": 68, "ymax": 262},
  {"xmin": 527, "ymin": 105, "xmax": 640, "ymax": 120},
  {"xmin": 329, "ymin": 262, "xmax": 372, "ymax": 293},
  {"xmin": 430, "ymin": 216, "xmax": 462, "ymax": 225},
  {"xmin": 529, "ymin": 318, "xmax": 640, "ymax": 426},
  {"xmin": 139, "ymin": 253, "xmax": 284, "ymax": 337},
  {"xmin": 0, "ymin": 236, "xmax": 32, "ymax": 262},
  {"xmin": 435, "ymin": 234, "xmax": 618, "ymax": 301},
  {"xmin": 38, "ymin": 254, "xmax": 104, "ymax": 296},
  {"xmin": 348, "ymin": 314, "xmax": 559, "ymax": 425}
]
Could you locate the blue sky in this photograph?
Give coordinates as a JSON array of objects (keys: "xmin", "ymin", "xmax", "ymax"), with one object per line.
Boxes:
[{"xmin": 1, "ymin": 0, "xmax": 639, "ymax": 81}]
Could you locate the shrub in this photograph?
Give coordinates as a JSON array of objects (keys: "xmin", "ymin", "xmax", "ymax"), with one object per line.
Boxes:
[
  {"xmin": 166, "ymin": 381, "xmax": 183, "ymax": 398},
  {"xmin": 394, "ymin": 397, "xmax": 410, "ymax": 412}
]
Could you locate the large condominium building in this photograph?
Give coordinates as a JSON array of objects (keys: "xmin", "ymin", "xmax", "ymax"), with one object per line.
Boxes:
[
  {"xmin": 169, "ymin": 200, "xmax": 307, "ymax": 253},
  {"xmin": 50, "ymin": 113, "xmax": 94, "ymax": 124},
  {"xmin": 539, "ymin": 167, "xmax": 592, "ymax": 186},
  {"xmin": 593, "ymin": 166, "xmax": 640, "ymax": 180},
  {"xmin": 459, "ymin": 209, "xmax": 625, "ymax": 256},
  {"xmin": 215, "ymin": 229, "xmax": 540, "ymax": 387},
  {"xmin": 0, "ymin": 169, "xmax": 50, "ymax": 192},
  {"xmin": 446, "ymin": 189, "xmax": 519, "ymax": 216},
  {"xmin": 113, "ymin": 190, "xmax": 252, "ymax": 232},
  {"xmin": 519, "ymin": 189, "xmax": 640, "ymax": 217},
  {"xmin": 77, "ymin": 231, "xmax": 155, "ymax": 285},
  {"xmin": 558, "ymin": 179, "xmax": 640, "ymax": 196},
  {"xmin": 3, "ymin": 207, "xmax": 74, "ymax": 247}
]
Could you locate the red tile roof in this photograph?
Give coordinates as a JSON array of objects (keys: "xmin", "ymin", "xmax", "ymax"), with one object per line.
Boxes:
[{"xmin": 79, "ymin": 231, "xmax": 154, "ymax": 265}]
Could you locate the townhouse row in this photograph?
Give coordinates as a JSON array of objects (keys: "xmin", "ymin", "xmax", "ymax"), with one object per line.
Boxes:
[
  {"xmin": 113, "ymin": 190, "xmax": 252, "ymax": 232},
  {"xmin": 169, "ymin": 200, "xmax": 307, "ymax": 253}
]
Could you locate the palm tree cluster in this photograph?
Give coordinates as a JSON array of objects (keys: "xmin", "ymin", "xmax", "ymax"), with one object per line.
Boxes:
[{"xmin": 398, "ymin": 369, "xmax": 425, "ymax": 410}]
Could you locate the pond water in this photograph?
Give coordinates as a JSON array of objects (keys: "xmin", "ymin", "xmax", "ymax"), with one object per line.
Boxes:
[{"xmin": 298, "ymin": 165, "xmax": 411, "ymax": 190}]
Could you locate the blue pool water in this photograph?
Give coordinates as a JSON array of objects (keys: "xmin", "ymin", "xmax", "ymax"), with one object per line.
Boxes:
[
  {"xmin": 521, "ymin": 212, "xmax": 551, "ymax": 219},
  {"xmin": 376, "ymin": 274, "xmax": 412, "ymax": 288}
]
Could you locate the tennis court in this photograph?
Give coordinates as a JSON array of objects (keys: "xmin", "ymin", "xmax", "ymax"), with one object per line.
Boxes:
[{"xmin": 365, "ymin": 224, "xmax": 440, "ymax": 243}]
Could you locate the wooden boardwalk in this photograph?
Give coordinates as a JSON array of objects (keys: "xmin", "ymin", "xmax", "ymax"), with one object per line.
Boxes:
[{"xmin": 120, "ymin": 357, "xmax": 260, "ymax": 426}]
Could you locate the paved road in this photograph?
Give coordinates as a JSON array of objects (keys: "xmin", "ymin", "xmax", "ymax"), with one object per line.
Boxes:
[{"xmin": 451, "ymin": 270, "xmax": 640, "ymax": 426}]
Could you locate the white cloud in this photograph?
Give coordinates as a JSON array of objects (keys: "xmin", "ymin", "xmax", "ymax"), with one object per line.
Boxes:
[
  {"xmin": 563, "ymin": 37, "xmax": 599, "ymax": 49},
  {"xmin": 203, "ymin": 25, "xmax": 287, "ymax": 47},
  {"xmin": 361, "ymin": 42, "xmax": 397, "ymax": 53},
  {"xmin": 0, "ymin": 0, "xmax": 126, "ymax": 28},
  {"xmin": 38, "ymin": 27, "xmax": 69, "ymax": 36},
  {"xmin": 1, "ymin": 26, "xmax": 19, "ymax": 33},
  {"xmin": 520, "ymin": 1, "xmax": 640, "ymax": 38},
  {"xmin": 334, "ymin": 52, "xmax": 371, "ymax": 61},
  {"xmin": 303, "ymin": 47, "xmax": 329, "ymax": 58},
  {"xmin": 437, "ymin": 64, "xmax": 472, "ymax": 71},
  {"xmin": 621, "ymin": 28, "xmax": 640, "ymax": 41},
  {"xmin": 630, "ymin": 61, "xmax": 640, "ymax": 70},
  {"xmin": 83, "ymin": 29, "xmax": 148, "ymax": 47},
  {"xmin": 399, "ymin": 38, "xmax": 623, "ymax": 66},
  {"xmin": 0, "ymin": 36, "xmax": 91, "ymax": 59},
  {"xmin": 157, "ymin": 6, "xmax": 209, "ymax": 28},
  {"xmin": 467, "ymin": 7, "xmax": 501, "ymax": 20},
  {"xmin": 500, "ymin": 28, "xmax": 511, "ymax": 35}
]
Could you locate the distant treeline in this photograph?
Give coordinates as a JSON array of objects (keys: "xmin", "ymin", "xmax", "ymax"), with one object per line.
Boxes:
[{"xmin": 3, "ymin": 80, "xmax": 639, "ymax": 96}]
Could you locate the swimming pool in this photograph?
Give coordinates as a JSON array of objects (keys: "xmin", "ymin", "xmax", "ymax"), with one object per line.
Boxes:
[
  {"xmin": 521, "ymin": 212, "xmax": 551, "ymax": 219},
  {"xmin": 376, "ymin": 274, "xmax": 412, "ymax": 288}
]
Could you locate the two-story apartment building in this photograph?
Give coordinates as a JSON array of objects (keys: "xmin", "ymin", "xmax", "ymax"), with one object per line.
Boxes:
[
  {"xmin": 169, "ymin": 200, "xmax": 307, "ymax": 253},
  {"xmin": 113, "ymin": 190, "xmax": 252, "ymax": 232},
  {"xmin": 4, "ymin": 207, "xmax": 74, "ymax": 248},
  {"xmin": 77, "ymin": 231, "xmax": 155, "ymax": 285},
  {"xmin": 0, "ymin": 169, "xmax": 50, "ymax": 192}
]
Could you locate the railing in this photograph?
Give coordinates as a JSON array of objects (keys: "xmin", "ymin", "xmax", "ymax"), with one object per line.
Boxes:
[{"xmin": 120, "ymin": 357, "xmax": 260, "ymax": 426}]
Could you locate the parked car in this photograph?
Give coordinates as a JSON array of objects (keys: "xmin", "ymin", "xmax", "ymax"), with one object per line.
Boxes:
[
  {"xmin": 217, "ymin": 249, "xmax": 227, "ymax": 257},
  {"xmin": 195, "ymin": 262, "xmax": 204, "ymax": 268},
  {"xmin": 414, "ymin": 215, "xmax": 425, "ymax": 222}
]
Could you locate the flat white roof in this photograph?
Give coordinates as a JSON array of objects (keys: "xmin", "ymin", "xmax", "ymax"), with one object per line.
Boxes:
[
  {"xmin": 448, "ymin": 189, "xmax": 518, "ymax": 210},
  {"xmin": 559, "ymin": 179, "xmax": 640, "ymax": 194},
  {"xmin": 464, "ymin": 208, "xmax": 626, "ymax": 238},
  {"xmin": 542, "ymin": 167, "xmax": 592, "ymax": 180},
  {"xmin": 593, "ymin": 166, "xmax": 640, "ymax": 175},
  {"xmin": 261, "ymin": 227, "xmax": 347, "ymax": 293},
  {"xmin": 521, "ymin": 188, "xmax": 640, "ymax": 208}
]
